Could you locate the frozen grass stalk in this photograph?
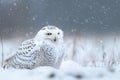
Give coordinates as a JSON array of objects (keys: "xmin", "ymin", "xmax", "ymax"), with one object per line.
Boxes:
[
  {"xmin": 72, "ymin": 29, "xmax": 77, "ymax": 60},
  {"xmin": 0, "ymin": 34, "xmax": 4, "ymax": 67}
]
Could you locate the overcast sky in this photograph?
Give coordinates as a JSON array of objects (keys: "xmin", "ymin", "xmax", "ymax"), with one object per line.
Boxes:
[{"xmin": 0, "ymin": 0, "xmax": 120, "ymax": 37}]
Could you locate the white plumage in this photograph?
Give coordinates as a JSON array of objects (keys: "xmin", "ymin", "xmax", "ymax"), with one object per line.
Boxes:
[{"xmin": 3, "ymin": 26, "xmax": 64, "ymax": 69}]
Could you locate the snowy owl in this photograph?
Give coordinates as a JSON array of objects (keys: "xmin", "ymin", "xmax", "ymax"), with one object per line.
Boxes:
[{"xmin": 3, "ymin": 26, "xmax": 64, "ymax": 69}]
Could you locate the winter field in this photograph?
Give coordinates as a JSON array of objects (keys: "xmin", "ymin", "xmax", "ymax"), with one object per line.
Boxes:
[{"xmin": 1, "ymin": 36, "xmax": 120, "ymax": 80}]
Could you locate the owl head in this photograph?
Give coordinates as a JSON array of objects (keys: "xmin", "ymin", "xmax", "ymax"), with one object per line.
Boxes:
[{"xmin": 34, "ymin": 25, "xmax": 64, "ymax": 43}]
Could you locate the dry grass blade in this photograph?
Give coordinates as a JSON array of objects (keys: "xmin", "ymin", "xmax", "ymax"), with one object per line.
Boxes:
[{"xmin": 0, "ymin": 34, "xmax": 4, "ymax": 67}]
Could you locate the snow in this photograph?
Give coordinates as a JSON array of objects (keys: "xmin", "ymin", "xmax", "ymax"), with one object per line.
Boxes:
[
  {"xmin": 1, "ymin": 37, "xmax": 120, "ymax": 80},
  {"xmin": 0, "ymin": 60, "xmax": 120, "ymax": 80},
  {"xmin": 32, "ymin": 17, "xmax": 36, "ymax": 21},
  {"xmin": 13, "ymin": 2, "xmax": 16, "ymax": 6}
]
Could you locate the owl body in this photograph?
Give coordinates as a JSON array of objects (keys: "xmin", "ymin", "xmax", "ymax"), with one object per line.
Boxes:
[{"xmin": 3, "ymin": 26, "xmax": 64, "ymax": 69}]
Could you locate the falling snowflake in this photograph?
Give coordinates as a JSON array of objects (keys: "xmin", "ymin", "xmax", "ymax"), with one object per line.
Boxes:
[
  {"xmin": 13, "ymin": 2, "xmax": 16, "ymax": 6},
  {"xmin": 32, "ymin": 17, "xmax": 36, "ymax": 21}
]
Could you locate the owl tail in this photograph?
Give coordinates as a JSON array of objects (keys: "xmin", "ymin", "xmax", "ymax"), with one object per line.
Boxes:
[{"xmin": 2, "ymin": 58, "xmax": 10, "ymax": 69}]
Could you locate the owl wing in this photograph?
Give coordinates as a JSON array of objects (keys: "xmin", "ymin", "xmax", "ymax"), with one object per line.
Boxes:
[
  {"xmin": 17, "ymin": 39, "xmax": 36, "ymax": 56},
  {"xmin": 3, "ymin": 39, "xmax": 38, "ymax": 69}
]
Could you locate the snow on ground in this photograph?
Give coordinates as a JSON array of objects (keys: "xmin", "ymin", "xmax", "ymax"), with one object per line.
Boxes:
[
  {"xmin": 1, "ymin": 36, "xmax": 120, "ymax": 80},
  {"xmin": 0, "ymin": 60, "xmax": 120, "ymax": 80}
]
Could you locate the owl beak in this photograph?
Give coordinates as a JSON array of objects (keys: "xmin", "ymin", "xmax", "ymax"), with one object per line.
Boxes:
[{"xmin": 54, "ymin": 37, "xmax": 57, "ymax": 42}]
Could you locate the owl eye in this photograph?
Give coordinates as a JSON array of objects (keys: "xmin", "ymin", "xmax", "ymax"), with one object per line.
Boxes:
[
  {"xmin": 46, "ymin": 33, "xmax": 52, "ymax": 35},
  {"xmin": 58, "ymin": 32, "xmax": 60, "ymax": 35}
]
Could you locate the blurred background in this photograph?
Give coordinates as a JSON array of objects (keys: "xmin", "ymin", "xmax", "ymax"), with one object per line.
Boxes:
[
  {"xmin": 0, "ymin": 0, "xmax": 120, "ymax": 38},
  {"xmin": 0, "ymin": 0, "xmax": 120, "ymax": 67}
]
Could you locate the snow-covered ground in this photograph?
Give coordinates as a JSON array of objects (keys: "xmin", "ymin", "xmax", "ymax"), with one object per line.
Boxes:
[
  {"xmin": 0, "ymin": 60, "xmax": 120, "ymax": 80},
  {"xmin": 1, "ymin": 36, "xmax": 120, "ymax": 80}
]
